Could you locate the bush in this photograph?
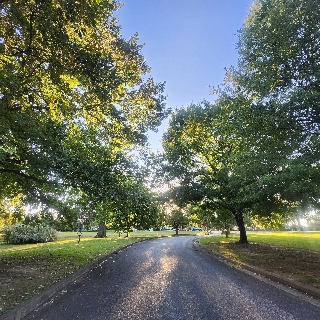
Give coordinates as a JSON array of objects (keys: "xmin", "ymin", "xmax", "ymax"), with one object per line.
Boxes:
[{"xmin": 1, "ymin": 223, "xmax": 57, "ymax": 244}]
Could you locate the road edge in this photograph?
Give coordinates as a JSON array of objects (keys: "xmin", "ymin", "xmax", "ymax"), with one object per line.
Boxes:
[
  {"xmin": 193, "ymin": 239, "xmax": 320, "ymax": 300},
  {"xmin": 0, "ymin": 239, "xmax": 148, "ymax": 320}
]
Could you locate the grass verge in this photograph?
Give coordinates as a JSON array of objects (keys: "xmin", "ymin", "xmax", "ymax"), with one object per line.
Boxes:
[{"xmin": 200, "ymin": 231, "xmax": 320, "ymax": 292}]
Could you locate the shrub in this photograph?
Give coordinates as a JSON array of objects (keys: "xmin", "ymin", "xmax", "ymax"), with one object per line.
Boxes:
[{"xmin": 1, "ymin": 223, "xmax": 57, "ymax": 244}]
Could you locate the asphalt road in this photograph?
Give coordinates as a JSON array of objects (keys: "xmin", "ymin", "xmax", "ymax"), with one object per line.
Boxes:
[{"xmin": 23, "ymin": 236, "xmax": 320, "ymax": 320}]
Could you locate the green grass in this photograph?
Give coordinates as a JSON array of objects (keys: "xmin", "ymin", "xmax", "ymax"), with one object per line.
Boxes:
[
  {"xmin": 1, "ymin": 237, "xmax": 142, "ymax": 267},
  {"xmin": 56, "ymin": 229, "xmax": 178, "ymax": 239},
  {"xmin": 200, "ymin": 231, "xmax": 320, "ymax": 252},
  {"xmin": 0, "ymin": 230, "xmax": 182, "ymax": 268},
  {"xmin": 247, "ymin": 231, "xmax": 320, "ymax": 251}
]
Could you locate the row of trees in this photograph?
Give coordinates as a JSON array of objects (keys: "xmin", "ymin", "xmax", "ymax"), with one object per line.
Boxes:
[
  {"xmin": 160, "ymin": 0, "xmax": 320, "ymax": 243},
  {"xmin": 4, "ymin": 198, "xmax": 200, "ymax": 236},
  {"xmin": 2, "ymin": 0, "xmax": 320, "ymax": 240},
  {"xmin": 0, "ymin": 0, "xmax": 169, "ymax": 233},
  {"xmin": 4, "ymin": 180, "xmax": 162, "ymax": 236}
]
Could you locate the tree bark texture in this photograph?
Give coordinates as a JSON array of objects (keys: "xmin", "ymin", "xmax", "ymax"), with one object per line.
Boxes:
[
  {"xmin": 96, "ymin": 220, "xmax": 106, "ymax": 238},
  {"xmin": 235, "ymin": 212, "xmax": 248, "ymax": 244}
]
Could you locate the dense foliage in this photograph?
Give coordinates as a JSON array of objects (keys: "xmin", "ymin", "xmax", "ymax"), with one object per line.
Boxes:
[
  {"xmin": 2, "ymin": 223, "xmax": 57, "ymax": 244},
  {"xmin": 105, "ymin": 180, "xmax": 161, "ymax": 236},
  {"xmin": 0, "ymin": 195, "xmax": 25, "ymax": 230},
  {"xmin": 233, "ymin": 0, "xmax": 320, "ymax": 215},
  {"xmin": 162, "ymin": 102, "xmax": 252, "ymax": 243},
  {"xmin": 0, "ymin": 0, "xmax": 167, "ymax": 230}
]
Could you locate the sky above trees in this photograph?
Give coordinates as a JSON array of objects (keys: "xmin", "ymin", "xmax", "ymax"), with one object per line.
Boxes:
[{"xmin": 117, "ymin": 0, "xmax": 253, "ymax": 151}]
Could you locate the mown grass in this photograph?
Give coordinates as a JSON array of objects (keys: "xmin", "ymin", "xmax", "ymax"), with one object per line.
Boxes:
[
  {"xmin": 0, "ymin": 229, "xmax": 194, "ymax": 264},
  {"xmin": 200, "ymin": 231, "xmax": 320, "ymax": 252},
  {"xmin": 1, "ymin": 237, "xmax": 143, "ymax": 267}
]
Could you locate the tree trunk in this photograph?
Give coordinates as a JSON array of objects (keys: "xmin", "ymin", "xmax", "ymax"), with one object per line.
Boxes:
[
  {"xmin": 235, "ymin": 212, "xmax": 248, "ymax": 244},
  {"xmin": 96, "ymin": 220, "xmax": 106, "ymax": 238},
  {"xmin": 175, "ymin": 227, "xmax": 179, "ymax": 236}
]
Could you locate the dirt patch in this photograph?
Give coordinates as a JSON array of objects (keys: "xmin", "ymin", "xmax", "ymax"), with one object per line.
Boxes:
[{"xmin": 0, "ymin": 256, "xmax": 79, "ymax": 315}]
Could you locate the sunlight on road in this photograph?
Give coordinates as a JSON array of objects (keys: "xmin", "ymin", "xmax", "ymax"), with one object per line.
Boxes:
[
  {"xmin": 160, "ymin": 256, "xmax": 177, "ymax": 273},
  {"xmin": 110, "ymin": 246, "xmax": 178, "ymax": 318}
]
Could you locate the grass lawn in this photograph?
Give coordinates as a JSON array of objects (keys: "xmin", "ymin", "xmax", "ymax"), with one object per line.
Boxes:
[
  {"xmin": 201, "ymin": 231, "xmax": 320, "ymax": 251},
  {"xmin": 0, "ymin": 229, "xmax": 197, "ymax": 315},
  {"xmin": 200, "ymin": 231, "xmax": 320, "ymax": 292}
]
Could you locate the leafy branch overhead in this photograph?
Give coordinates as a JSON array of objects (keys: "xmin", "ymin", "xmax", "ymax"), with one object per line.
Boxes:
[{"xmin": 0, "ymin": 0, "xmax": 168, "ymax": 209}]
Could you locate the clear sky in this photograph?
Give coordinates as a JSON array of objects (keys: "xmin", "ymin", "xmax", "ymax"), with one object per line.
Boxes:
[{"xmin": 116, "ymin": 0, "xmax": 254, "ymax": 152}]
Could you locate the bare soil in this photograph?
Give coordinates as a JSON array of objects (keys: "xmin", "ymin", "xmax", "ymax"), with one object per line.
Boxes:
[{"xmin": 0, "ymin": 255, "xmax": 80, "ymax": 315}]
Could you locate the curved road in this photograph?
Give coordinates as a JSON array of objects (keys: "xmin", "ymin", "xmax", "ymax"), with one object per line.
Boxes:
[{"xmin": 24, "ymin": 236, "xmax": 320, "ymax": 320}]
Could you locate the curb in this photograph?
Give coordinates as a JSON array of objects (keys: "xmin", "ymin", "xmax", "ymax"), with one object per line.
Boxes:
[{"xmin": 193, "ymin": 240, "xmax": 320, "ymax": 300}]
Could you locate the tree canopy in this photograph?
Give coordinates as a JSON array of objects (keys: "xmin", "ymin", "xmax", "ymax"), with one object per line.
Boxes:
[
  {"xmin": 162, "ymin": 102, "xmax": 252, "ymax": 243},
  {"xmin": 0, "ymin": 0, "xmax": 168, "ymax": 223},
  {"xmin": 0, "ymin": 0, "xmax": 168, "ymax": 230},
  {"xmin": 234, "ymin": 0, "xmax": 320, "ymax": 212}
]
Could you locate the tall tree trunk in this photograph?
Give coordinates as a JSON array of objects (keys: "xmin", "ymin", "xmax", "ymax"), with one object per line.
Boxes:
[
  {"xmin": 96, "ymin": 220, "xmax": 106, "ymax": 238},
  {"xmin": 235, "ymin": 212, "xmax": 248, "ymax": 244}
]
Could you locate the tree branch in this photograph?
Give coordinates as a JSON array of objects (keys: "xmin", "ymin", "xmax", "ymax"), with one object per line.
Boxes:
[{"xmin": 0, "ymin": 168, "xmax": 54, "ymax": 185}]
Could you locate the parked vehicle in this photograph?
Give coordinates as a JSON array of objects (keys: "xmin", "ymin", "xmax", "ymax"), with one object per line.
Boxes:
[
  {"xmin": 191, "ymin": 226, "xmax": 202, "ymax": 231},
  {"xmin": 160, "ymin": 226, "xmax": 173, "ymax": 231}
]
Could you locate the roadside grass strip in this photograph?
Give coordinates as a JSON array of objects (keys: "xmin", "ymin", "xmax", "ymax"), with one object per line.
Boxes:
[
  {"xmin": 200, "ymin": 231, "xmax": 320, "ymax": 252},
  {"xmin": 200, "ymin": 231, "xmax": 320, "ymax": 290}
]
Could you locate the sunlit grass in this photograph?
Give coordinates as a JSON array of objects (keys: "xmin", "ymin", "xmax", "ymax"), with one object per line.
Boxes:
[
  {"xmin": 200, "ymin": 231, "xmax": 320, "ymax": 252},
  {"xmin": 0, "ymin": 230, "xmax": 153, "ymax": 270},
  {"xmin": 0, "ymin": 237, "xmax": 143, "ymax": 268},
  {"xmin": 55, "ymin": 229, "xmax": 189, "ymax": 240},
  {"xmin": 247, "ymin": 231, "xmax": 320, "ymax": 251},
  {"xmin": 0, "ymin": 229, "xmax": 195, "ymax": 262},
  {"xmin": 200, "ymin": 234, "xmax": 239, "ymax": 245}
]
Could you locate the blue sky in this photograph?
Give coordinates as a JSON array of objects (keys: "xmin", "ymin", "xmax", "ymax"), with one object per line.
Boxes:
[{"xmin": 116, "ymin": 0, "xmax": 253, "ymax": 151}]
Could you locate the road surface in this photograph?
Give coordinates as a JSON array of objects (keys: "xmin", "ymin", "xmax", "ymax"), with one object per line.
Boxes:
[{"xmin": 23, "ymin": 236, "xmax": 320, "ymax": 320}]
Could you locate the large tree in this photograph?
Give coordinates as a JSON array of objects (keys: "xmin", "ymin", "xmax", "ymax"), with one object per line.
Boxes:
[
  {"xmin": 105, "ymin": 180, "xmax": 161, "ymax": 236},
  {"xmin": 0, "ymin": 1, "xmax": 167, "ymax": 211},
  {"xmin": 232, "ymin": 0, "xmax": 320, "ymax": 212},
  {"xmin": 161, "ymin": 0, "xmax": 320, "ymax": 243},
  {"xmin": 162, "ymin": 102, "xmax": 255, "ymax": 243}
]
